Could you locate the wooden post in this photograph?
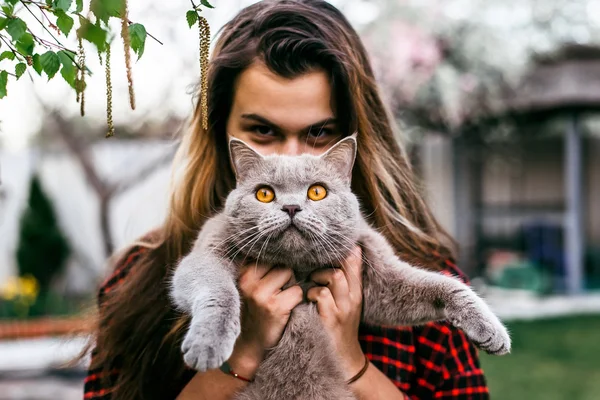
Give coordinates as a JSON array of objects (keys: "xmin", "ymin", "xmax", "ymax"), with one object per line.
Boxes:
[
  {"xmin": 565, "ymin": 112, "xmax": 584, "ymax": 294},
  {"xmin": 453, "ymin": 136, "xmax": 476, "ymax": 276}
]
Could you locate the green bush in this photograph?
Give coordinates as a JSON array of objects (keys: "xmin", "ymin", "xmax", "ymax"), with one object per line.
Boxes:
[{"xmin": 16, "ymin": 175, "xmax": 70, "ymax": 295}]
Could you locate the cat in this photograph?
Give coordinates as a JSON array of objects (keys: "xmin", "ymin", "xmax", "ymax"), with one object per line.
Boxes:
[{"xmin": 169, "ymin": 136, "xmax": 510, "ymax": 400}]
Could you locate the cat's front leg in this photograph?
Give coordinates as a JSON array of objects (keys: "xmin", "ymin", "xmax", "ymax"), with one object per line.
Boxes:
[
  {"xmin": 359, "ymin": 226, "xmax": 511, "ymax": 355},
  {"xmin": 170, "ymin": 251, "xmax": 241, "ymax": 371}
]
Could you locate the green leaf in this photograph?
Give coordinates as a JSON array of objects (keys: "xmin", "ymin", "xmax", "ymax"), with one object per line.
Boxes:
[
  {"xmin": 15, "ymin": 33, "xmax": 35, "ymax": 56},
  {"xmin": 0, "ymin": 70, "xmax": 7, "ymax": 99},
  {"xmin": 40, "ymin": 51, "xmax": 60, "ymax": 79},
  {"xmin": 1, "ymin": 5, "xmax": 14, "ymax": 17},
  {"xmin": 52, "ymin": 0, "xmax": 73, "ymax": 11},
  {"xmin": 55, "ymin": 10, "xmax": 74, "ymax": 37},
  {"xmin": 77, "ymin": 17, "xmax": 107, "ymax": 51},
  {"xmin": 32, "ymin": 54, "xmax": 43, "ymax": 75},
  {"xmin": 6, "ymin": 0, "xmax": 19, "ymax": 5},
  {"xmin": 128, "ymin": 23, "xmax": 146, "ymax": 60},
  {"xmin": 75, "ymin": 0, "xmax": 83, "ymax": 13},
  {"xmin": 6, "ymin": 18, "xmax": 27, "ymax": 42},
  {"xmin": 15, "ymin": 62, "xmax": 26, "ymax": 79},
  {"xmin": 200, "ymin": 0, "xmax": 214, "ymax": 8},
  {"xmin": 90, "ymin": 0, "xmax": 124, "ymax": 24},
  {"xmin": 0, "ymin": 17, "xmax": 8, "ymax": 30},
  {"xmin": 186, "ymin": 10, "xmax": 198, "ymax": 28},
  {"xmin": 57, "ymin": 50, "xmax": 76, "ymax": 88},
  {"xmin": 0, "ymin": 51, "xmax": 15, "ymax": 62}
]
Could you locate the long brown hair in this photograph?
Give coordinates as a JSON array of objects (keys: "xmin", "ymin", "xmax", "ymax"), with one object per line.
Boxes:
[{"xmin": 90, "ymin": 1, "xmax": 455, "ymax": 398}]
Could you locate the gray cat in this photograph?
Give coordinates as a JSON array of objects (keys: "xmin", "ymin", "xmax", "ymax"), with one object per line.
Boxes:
[{"xmin": 170, "ymin": 136, "xmax": 510, "ymax": 400}]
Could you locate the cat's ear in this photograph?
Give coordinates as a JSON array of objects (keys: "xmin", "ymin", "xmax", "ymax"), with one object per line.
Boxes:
[
  {"xmin": 321, "ymin": 135, "xmax": 357, "ymax": 184},
  {"xmin": 229, "ymin": 138, "xmax": 263, "ymax": 180}
]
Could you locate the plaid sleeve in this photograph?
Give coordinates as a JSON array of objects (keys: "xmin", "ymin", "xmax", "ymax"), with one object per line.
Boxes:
[
  {"xmin": 411, "ymin": 260, "xmax": 489, "ymax": 400},
  {"xmin": 411, "ymin": 322, "xmax": 489, "ymax": 400},
  {"xmin": 359, "ymin": 259, "xmax": 490, "ymax": 400},
  {"xmin": 83, "ymin": 245, "xmax": 148, "ymax": 400}
]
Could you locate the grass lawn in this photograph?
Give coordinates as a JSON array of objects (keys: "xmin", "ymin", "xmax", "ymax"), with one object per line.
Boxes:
[{"xmin": 480, "ymin": 314, "xmax": 600, "ymax": 400}]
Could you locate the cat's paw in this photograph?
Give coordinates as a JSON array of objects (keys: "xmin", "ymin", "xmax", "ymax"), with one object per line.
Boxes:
[
  {"xmin": 182, "ymin": 312, "xmax": 241, "ymax": 371},
  {"xmin": 448, "ymin": 297, "xmax": 511, "ymax": 355}
]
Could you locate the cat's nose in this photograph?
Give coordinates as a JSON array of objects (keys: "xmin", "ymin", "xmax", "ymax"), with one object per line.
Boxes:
[{"xmin": 281, "ymin": 205, "xmax": 302, "ymax": 218}]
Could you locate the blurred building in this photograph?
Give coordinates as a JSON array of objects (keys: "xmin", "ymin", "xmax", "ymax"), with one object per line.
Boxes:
[{"xmin": 420, "ymin": 44, "xmax": 600, "ymax": 294}]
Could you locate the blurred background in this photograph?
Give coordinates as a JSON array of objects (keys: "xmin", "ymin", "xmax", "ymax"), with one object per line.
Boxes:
[{"xmin": 1, "ymin": 0, "xmax": 599, "ymax": 399}]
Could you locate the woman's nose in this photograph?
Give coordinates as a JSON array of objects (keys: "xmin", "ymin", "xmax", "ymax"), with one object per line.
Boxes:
[{"xmin": 280, "ymin": 137, "xmax": 303, "ymax": 156}]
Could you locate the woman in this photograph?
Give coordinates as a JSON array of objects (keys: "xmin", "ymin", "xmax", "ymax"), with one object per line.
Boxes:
[{"xmin": 84, "ymin": 1, "xmax": 489, "ymax": 399}]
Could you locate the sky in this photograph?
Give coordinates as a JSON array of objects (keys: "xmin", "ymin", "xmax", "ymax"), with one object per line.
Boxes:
[{"xmin": 0, "ymin": 0, "xmax": 379, "ymax": 151}]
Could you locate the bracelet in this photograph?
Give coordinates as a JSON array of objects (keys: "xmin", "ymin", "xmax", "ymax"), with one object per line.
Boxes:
[
  {"xmin": 219, "ymin": 361, "xmax": 254, "ymax": 383},
  {"xmin": 345, "ymin": 354, "xmax": 370, "ymax": 385}
]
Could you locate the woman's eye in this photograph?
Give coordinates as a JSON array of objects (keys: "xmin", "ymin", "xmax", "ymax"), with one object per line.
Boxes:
[
  {"xmin": 308, "ymin": 128, "xmax": 332, "ymax": 138},
  {"xmin": 253, "ymin": 125, "xmax": 275, "ymax": 136}
]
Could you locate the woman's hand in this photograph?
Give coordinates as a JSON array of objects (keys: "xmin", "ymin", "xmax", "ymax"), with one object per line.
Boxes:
[
  {"xmin": 227, "ymin": 263, "xmax": 303, "ymax": 379},
  {"xmin": 306, "ymin": 246, "xmax": 366, "ymax": 381}
]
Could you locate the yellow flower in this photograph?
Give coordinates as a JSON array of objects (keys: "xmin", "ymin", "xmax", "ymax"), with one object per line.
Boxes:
[
  {"xmin": 19, "ymin": 275, "xmax": 39, "ymax": 299},
  {"xmin": 0, "ymin": 276, "xmax": 19, "ymax": 301},
  {"xmin": 0, "ymin": 275, "xmax": 40, "ymax": 302}
]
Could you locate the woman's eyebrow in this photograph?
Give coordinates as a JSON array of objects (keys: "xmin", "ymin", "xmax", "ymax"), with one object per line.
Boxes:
[{"xmin": 241, "ymin": 113, "xmax": 337, "ymax": 131}]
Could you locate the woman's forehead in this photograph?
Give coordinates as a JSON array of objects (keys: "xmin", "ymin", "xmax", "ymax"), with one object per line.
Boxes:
[{"xmin": 230, "ymin": 63, "xmax": 336, "ymax": 132}]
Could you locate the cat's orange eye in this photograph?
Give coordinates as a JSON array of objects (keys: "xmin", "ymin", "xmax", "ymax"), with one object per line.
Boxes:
[
  {"xmin": 256, "ymin": 187, "xmax": 275, "ymax": 203},
  {"xmin": 307, "ymin": 184, "xmax": 327, "ymax": 201}
]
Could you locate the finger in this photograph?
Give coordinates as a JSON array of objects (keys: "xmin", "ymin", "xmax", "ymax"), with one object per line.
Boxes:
[
  {"xmin": 340, "ymin": 246, "xmax": 363, "ymax": 301},
  {"xmin": 238, "ymin": 262, "xmax": 272, "ymax": 294},
  {"xmin": 310, "ymin": 268, "xmax": 337, "ymax": 286},
  {"xmin": 311, "ymin": 268, "xmax": 350, "ymax": 311},
  {"xmin": 254, "ymin": 267, "xmax": 294, "ymax": 297},
  {"xmin": 276, "ymin": 285, "xmax": 304, "ymax": 311},
  {"xmin": 306, "ymin": 286, "xmax": 337, "ymax": 318}
]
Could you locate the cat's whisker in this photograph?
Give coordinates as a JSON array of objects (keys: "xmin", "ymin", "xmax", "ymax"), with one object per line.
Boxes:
[
  {"xmin": 225, "ymin": 231, "xmax": 269, "ymax": 269},
  {"xmin": 361, "ymin": 205, "xmax": 379, "ymax": 221},
  {"xmin": 222, "ymin": 228, "xmax": 268, "ymax": 261},
  {"xmin": 214, "ymin": 225, "xmax": 262, "ymax": 249},
  {"xmin": 313, "ymin": 233, "xmax": 347, "ymax": 270},
  {"xmin": 319, "ymin": 232, "xmax": 382, "ymax": 286},
  {"xmin": 325, "ymin": 233, "xmax": 377, "ymax": 276},
  {"xmin": 224, "ymin": 221, "xmax": 283, "ymax": 262},
  {"xmin": 305, "ymin": 230, "xmax": 331, "ymax": 264},
  {"xmin": 315, "ymin": 231, "xmax": 352, "ymax": 257},
  {"xmin": 256, "ymin": 231, "xmax": 276, "ymax": 267}
]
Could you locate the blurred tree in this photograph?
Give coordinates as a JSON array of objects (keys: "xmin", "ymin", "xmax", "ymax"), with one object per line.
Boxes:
[
  {"xmin": 47, "ymin": 111, "xmax": 176, "ymax": 258},
  {"xmin": 364, "ymin": 0, "xmax": 600, "ymax": 136},
  {"xmin": 16, "ymin": 174, "xmax": 70, "ymax": 294}
]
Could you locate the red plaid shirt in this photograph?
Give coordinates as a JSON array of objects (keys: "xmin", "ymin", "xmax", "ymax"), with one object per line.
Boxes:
[{"xmin": 84, "ymin": 246, "xmax": 489, "ymax": 400}]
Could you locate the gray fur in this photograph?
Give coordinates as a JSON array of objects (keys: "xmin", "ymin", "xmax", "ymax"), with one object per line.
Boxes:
[{"xmin": 170, "ymin": 137, "xmax": 510, "ymax": 399}]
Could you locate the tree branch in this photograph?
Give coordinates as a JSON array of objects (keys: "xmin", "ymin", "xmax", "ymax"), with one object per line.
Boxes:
[
  {"xmin": 112, "ymin": 146, "xmax": 176, "ymax": 196},
  {"xmin": 126, "ymin": 18, "xmax": 163, "ymax": 45},
  {"xmin": 19, "ymin": 1, "xmax": 81, "ymax": 68},
  {"xmin": 49, "ymin": 112, "xmax": 111, "ymax": 199},
  {"xmin": 0, "ymin": 34, "xmax": 26, "ymax": 60}
]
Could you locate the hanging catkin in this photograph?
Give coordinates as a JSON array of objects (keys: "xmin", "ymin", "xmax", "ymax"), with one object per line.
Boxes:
[
  {"xmin": 198, "ymin": 16, "xmax": 210, "ymax": 130},
  {"xmin": 105, "ymin": 45, "xmax": 115, "ymax": 138},
  {"xmin": 121, "ymin": 0, "xmax": 135, "ymax": 110},
  {"xmin": 76, "ymin": 37, "xmax": 86, "ymax": 117}
]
